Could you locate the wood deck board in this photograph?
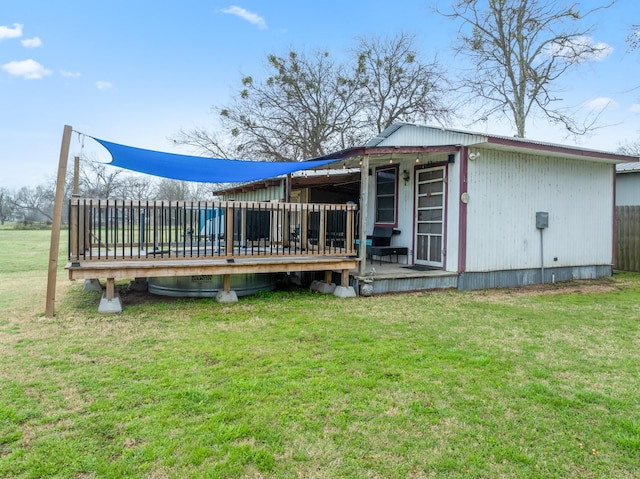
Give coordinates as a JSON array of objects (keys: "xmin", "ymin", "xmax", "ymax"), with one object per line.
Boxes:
[{"xmin": 66, "ymin": 256, "xmax": 358, "ymax": 280}]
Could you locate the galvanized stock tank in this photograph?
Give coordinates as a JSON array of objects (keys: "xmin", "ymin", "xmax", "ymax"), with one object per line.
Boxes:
[{"xmin": 148, "ymin": 273, "xmax": 277, "ymax": 297}]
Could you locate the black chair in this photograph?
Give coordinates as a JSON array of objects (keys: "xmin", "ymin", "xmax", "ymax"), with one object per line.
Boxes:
[{"xmin": 366, "ymin": 227, "xmax": 408, "ymax": 264}]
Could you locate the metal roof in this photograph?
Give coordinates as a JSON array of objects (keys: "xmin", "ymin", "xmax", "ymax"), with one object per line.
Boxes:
[
  {"xmin": 364, "ymin": 123, "xmax": 639, "ymax": 164},
  {"xmin": 616, "ymin": 161, "xmax": 640, "ymax": 173}
]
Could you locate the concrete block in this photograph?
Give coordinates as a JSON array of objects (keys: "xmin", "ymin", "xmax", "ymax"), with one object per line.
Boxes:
[
  {"xmin": 310, "ymin": 280, "xmax": 337, "ymax": 294},
  {"xmin": 98, "ymin": 293, "xmax": 122, "ymax": 314},
  {"xmin": 83, "ymin": 278, "xmax": 102, "ymax": 292},
  {"xmin": 333, "ymin": 286, "xmax": 356, "ymax": 298},
  {"xmin": 216, "ymin": 290, "xmax": 238, "ymax": 303}
]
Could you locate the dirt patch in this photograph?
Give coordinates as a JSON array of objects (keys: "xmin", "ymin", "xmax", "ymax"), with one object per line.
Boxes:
[
  {"xmin": 117, "ymin": 286, "xmax": 177, "ymax": 307},
  {"xmin": 471, "ymin": 278, "xmax": 621, "ymax": 298}
]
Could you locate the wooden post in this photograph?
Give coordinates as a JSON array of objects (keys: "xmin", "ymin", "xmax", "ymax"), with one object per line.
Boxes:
[
  {"xmin": 70, "ymin": 200, "xmax": 79, "ymax": 259},
  {"xmin": 319, "ymin": 209, "xmax": 326, "ymax": 250},
  {"xmin": 105, "ymin": 277, "xmax": 115, "ymax": 300},
  {"xmin": 223, "ymin": 274, "xmax": 231, "ymax": 293},
  {"xmin": 225, "ymin": 203, "xmax": 234, "ymax": 256},
  {"xmin": 45, "ymin": 125, "xmax": 73, "ymax": 318},
  {"xmin": 73, "ymin": 155, "xmax": 80, "ymax": 194},
  {"xmin": 341, "ymin": 269, "xmax": 350, "ymax": 287},
  {"xmin": 346, "ymin": 208, "xmax": 354, "ymax": 255},
  {"xmin": 324, "ymin": 270, "xmax": 333, "ymax": 284},
  {"xmin": 285, "ymin": 174, "xmax": 292, "ymax": 203},
  {"xmin": 70, "ymin": 156, "xmax": 80, "ymax": 258},
  {"xmin": 358, "ymin": 155, "xmax": 370, "ymax": 276}
]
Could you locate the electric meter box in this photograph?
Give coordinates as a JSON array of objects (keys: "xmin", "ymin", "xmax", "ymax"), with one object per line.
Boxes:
[{"xmin": 536, "ymin": 212, "xmax": 549, "ymax": 229}]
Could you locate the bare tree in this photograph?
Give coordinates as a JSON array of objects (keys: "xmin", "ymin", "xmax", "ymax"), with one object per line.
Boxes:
[
  {"xmin": 0, "ymin": 188, "xmax": 15, "ymax": 224},
  {"xmin": 119, "ymin": 175, "xmax": 157, "ymax": 201},
  {"xmin": 218, "ymin": 49, "xmax": 362, "ymax": 161},
  {"xmin": 154, "ymin": 179, "xmax": 194, "ymax": 201},
  {"xmin": 627, "ymin": 24, "xmax": 640, "ymax": 50},
  {"xmin": 80, "ymin": 159, "xmax": 125, "ymax": 199},
  {"xmin": 440, "ymin": 0, "xmax": 615, "ymax": 137},
  {"xmin": 353, "ymin": 32, "xmax": 452, "ymax": 135},
  {"xmin": 618, "ymin": 139, "xmax": 640, "ymax": 156},
  {"xmin": 175, "ymin": 34, "xmax": 452, "ymax": 160},
  {"xmin": 171, "ymin": 127, "xmax": 235, "ymax": 159},
  {"xmin": 12, "ymin": 184, "xmax": 55, "ymax": 222}
]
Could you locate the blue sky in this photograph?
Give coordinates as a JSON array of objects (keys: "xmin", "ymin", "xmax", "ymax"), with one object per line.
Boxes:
[{"xmin": 1, "ymin": 0, "xmax": 639, "ymax": 189}]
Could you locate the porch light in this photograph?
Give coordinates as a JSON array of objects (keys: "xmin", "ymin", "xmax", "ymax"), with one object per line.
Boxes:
[{"xmin": 402, "ymin": 170, "xmax": 410, "ymax": 185}]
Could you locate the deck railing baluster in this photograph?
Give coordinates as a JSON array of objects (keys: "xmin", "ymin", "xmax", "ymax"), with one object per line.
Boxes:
[{"xmin": 71, "ymin": 198, "xmax": 357, "ymax": 263}]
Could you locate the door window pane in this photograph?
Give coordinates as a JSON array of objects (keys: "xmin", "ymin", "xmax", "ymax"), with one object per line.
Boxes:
[{"xmin": 375, "ymin": 167, "xmax": 397, "ymax": 224}]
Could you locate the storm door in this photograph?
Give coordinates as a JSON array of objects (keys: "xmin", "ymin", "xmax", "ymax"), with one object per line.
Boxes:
[{"xmin": 415, "ymin": 167, "xmax": 445, "ymax": 267}]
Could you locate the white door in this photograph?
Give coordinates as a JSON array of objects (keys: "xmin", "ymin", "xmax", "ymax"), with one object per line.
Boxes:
[{"xmin": 415, "ymin": 167, "xmax": 445, "ymax": 267}]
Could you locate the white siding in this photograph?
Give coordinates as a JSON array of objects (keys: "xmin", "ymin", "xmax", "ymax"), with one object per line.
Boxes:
[
  {"xmin": 465, "ymin": 150, "xmax": 614, "ymax": 272},
  {"xmin": 616, "ymin": 173, "xmax": 640, "ymax": 206},
  {"xmin": 365, "ymin": 153, "xmax": 460, "ymax": 269}
]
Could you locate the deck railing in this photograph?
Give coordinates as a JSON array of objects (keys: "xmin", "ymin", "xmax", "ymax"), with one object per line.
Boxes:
[{"xmin": 68, "ymin": 198, "xmax": 357, "ymax": 262}]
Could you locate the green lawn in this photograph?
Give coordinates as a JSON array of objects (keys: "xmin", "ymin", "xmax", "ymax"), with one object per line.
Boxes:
[{"xmin": 0, "ymin": 229, "xmax": 638, "ymax": 478}]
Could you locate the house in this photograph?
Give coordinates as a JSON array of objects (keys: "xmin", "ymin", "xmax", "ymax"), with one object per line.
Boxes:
[
  {"xmin": 616, "ymin": 161, "xmax": 640, "ymax": 206},
  {"xmin": 50, "ymin": 123, "xmax": 638, "ymax": 315},
  {"xmin": 217, "ymin": 123, "xmax": 637, "ymax": 291},
  {"xmin": 614, "ymin": 161, "xmax": 640, "ymax": 272}
]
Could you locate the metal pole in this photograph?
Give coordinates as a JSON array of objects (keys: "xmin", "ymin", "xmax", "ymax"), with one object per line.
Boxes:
[{"xmin": 540, "ymin": 228, "xmax": 545, "ymax": 284}]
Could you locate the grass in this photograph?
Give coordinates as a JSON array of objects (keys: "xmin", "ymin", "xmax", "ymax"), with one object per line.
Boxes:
[{"xmin": 0, "ymin": 229, "xmax": 639, "ymax": 478}]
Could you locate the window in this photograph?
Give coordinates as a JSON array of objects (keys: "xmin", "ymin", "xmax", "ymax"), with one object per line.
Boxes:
[{"xmin": 375, "ymin": 166, "xmax": 398, "ymax": 225}]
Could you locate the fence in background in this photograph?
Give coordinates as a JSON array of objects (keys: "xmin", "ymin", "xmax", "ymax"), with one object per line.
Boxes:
[{"xmin": 616, "ymin": 205, "xmax": 640, "ymax": 272}]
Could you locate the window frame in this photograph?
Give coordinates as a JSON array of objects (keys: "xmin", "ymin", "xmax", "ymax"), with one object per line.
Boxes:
[{"xmin": 374, "ymin": 164, "xmax": 399, "ymax": 227}]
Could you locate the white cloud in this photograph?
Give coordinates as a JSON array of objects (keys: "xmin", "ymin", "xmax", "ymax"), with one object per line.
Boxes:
[
  {"xmin": 221, "ymin": 6, "xmax": 267, "ymax": 29},
  {"xmin": 96, "ymin": 81, "xmax": 112, "ymax": 90},
  {"xmin": 60, "ymin": 69, "xmax": 81, "ymax": 78},
  {"xmin": 0, "ymin": 23, "xmax": 23, "ymax": 40},
  {"xmin": 587, "ymin": 41, "xmax": 614, "ymax": 61},
  {"xmin": 2, "ymin": 59, "xmax": 51, "ymax": 79},
  {"xmin": 21, "ymin": 36, "xmax": 41, "ymax": 48},
  {"xmin": 584, "ymin": 97, "xmax": 619, "ymax": 111},
  {"xmin": 630, "ymin": 104, "xmax": 640, "ymax": 113},
  {"xmin": 548, "ymin": 36, "xmax": 613, "ymax": 62}
]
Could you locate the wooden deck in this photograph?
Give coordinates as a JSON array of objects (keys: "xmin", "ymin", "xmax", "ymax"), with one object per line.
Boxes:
[
  {"xmin": 62, "ymin": 197, "xmax": 462, "ymax": 311},
  {"xmin": 350, "ymin": 263, "xmax": 459, "ymax": 294},
  {"xmin": 67, "ymin": 255, "xmax": 357, "ymax": 281},
  {"xmin": 63, "ymin": 198, "xmax": 361, "ymax": 309}
]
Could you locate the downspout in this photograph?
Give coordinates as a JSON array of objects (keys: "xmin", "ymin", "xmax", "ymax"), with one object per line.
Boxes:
[
  {"xmin": 612, "ymin": 165, "xmax": 617, "ymax": 269},
  {"xmin": 358, "ymin": 154, "xmax": 370, "ymax": 276}
]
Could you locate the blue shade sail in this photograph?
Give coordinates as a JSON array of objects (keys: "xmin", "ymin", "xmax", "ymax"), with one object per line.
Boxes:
[{"xmin": 92, "ymin": 137, "xmax": 341, "ymax": 183}]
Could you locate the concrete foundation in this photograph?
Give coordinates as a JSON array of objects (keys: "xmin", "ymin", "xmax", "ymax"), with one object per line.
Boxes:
[
  {"xmin": 216, "ymin": 290, "xmax": 238, "ymax": 303},
  {"xmin": 309, "ymin": 280, "xmax": 337, "ymax": 294},
  {"xmin": 98, "ymin": 293, "xmax": 122, "ymax": 314},
  {"xmin": 333, "ymin": 285, "xmax": 356, "ymax": 298},
  {"xmin": 83, "ymin": 279, "xmax": 102, "ymax": 292}
]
